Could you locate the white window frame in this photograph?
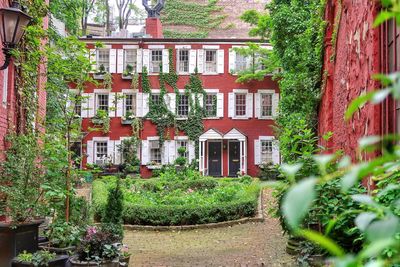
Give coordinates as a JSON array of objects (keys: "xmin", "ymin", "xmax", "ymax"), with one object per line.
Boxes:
[
  {"xmin": 235, "ymin": 53, "xmax": 248, "ymax": 72},
  {"xmin": 177, "ymin": 49, "xmax": 190, "ymax": 74},
  {"xmin": 235, "ymin": 93, "xmax": 247, "ymax": 118},
  {"xmin": 176, "ymin": 140, "xmax": 189, "ymax": 160},
  {"xmin": 96, "ymin": 93, "xmax": 109, "ymax": 113},
  {"xmin": 260, "ymin": 139, "xmax": 273, "ymax": 164},
  {"xmin": 124, "ymin": 93, "xmax": 136, "ymax": 116},
  {"xmin": 124, "ymin": 49, "xmax": 137, "ymax": 74},
  {"xmin": 204, "ymin": 49, "xmax": 217, "ymax": 74},
  {"xmin": 96, "ymin": 49, "xmax": 110, "ymax": 72},
  {"xmin": 260, "ymin": 93, "xmax": 273, "ymax": 118},
  {"xmin": 150, "ymin": 49, "xmax": 163, "ymax": 73},
  {"xmin": 177, "ymin": 94, "xmax": 189, "ymax": 118},
  {"xmin": 149, "ymin": 140, "xmax": 162, "ymax": 164},
  {"xmin": 95, "ymin": 141, "xmax": 108, "ymax": 165},
  {"xmin": 204, "ymin": 93, "xmax": 217, "ymax": 118}
]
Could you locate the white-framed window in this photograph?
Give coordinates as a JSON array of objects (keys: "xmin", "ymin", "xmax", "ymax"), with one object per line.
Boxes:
[
  {"xmin": 176, "ymin": 140, "xmax": 188, "ymax": 159},
  {"xmin": 150, "ymin": 49, "xmax": 163, "ymax": 73},
  {"xmin": 235, "ymin": 53, "xmax": 248, "ymax": 72},
  {"xmin": 124, "ymin": 49, "xmax": 137, "ymax": 73},
  {"xmin": 149, "ymin": 140, "xmax": 162, "ymax": 164},
  {"xmin": 124, "ymin": 93, "xmax": 136, "ymax": 116},
  {"xmin": 96, "ymin": 94, "xmax": 109, "ymax": 112},
  {"xmin": 261, "ymin": 140, "xmax": 273, "ymax": 164},
  {"xmin": 151, "ymin": 94, "xmax": 161, "ymax": 105},
  {"xmin": 97, "ymin": 49, "xmax": 110, "ymax": 72},
  {"xmin": 261, "ymin": 93, "xmax": 273, "ymax": 117},
  {"xmin": 204, "ymin": 93, "xmax": 217, "ymax": 117},
  {"xmin": 177, "ymin": 94, "xmax": 189, "ymax": 117},
  {"xmin": 205, "ymin": 50, "xmax": 217, "ymax": 73},
  {"xmin": 235, "ymin": 93, "xmax": 246, "ymax": 117},
  {"xmin": 178, "ymin": 50, "xmax": 189, "ymax": 73},
  {"xmin": 74, "ymin": 99, "xmax": 82, "ymax": 115},
  {"xmin": 95, "ymin": 141, "xmax": 108, "ymax": 164},
  {"xmin": 2, "ymin": 68, "xmax": 8, "ymax": 107}
]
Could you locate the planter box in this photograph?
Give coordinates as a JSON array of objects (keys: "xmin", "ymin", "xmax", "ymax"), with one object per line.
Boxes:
[
  {"xmin": 93, "ymin": 74, "xmax": 105, "ymax": 80},
  {"xmin": 0, "ymin": 220, "xmax": 44, "ymax": 267},
  {"xmin": 91, "ymin": 119, "xmax": 104, "ymax": 125},
  {"xmin": 12, "ymin": 255, "xmax": 69, "ymax": 267},
  {"xmin": 121, "ymin": 119, "xmax": 133, "ymax": 125},
  {"xmin": 119, "ymin": 255, "xmax": 131, "ymax": 267},
  {"xmin": 69, "ymin": 257, "xmax": 119, "ymax": 267},
  {"xmin": 122, "ymin": 75, "xmax": 132, "ymax": 80},
  {"xmin": 39, "ymin": 242, "xmax": 76, "ymax": 254}
]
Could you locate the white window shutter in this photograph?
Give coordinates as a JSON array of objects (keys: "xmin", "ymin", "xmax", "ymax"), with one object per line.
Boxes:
[
  {"xmin": 188, "ymin": 141, "xmax": 195, "ymax": 163},
  {"xmin": 229, "ymin": 49, "xmax": 236, "ymax": 73},
  {"xmin": 162, "ymin": 49, "xmax": 169, "ymax": 73},
  {"xmin": 88, "ymin": 93, "xmax": 95, "ymax": 118},
  {"xmin": 168, "ymin": 141, "xmax": 176, "ymax": 164},
  {"xmin": 141, "ymin": 140, "xmax": 149, "ymax": 165},
  {"xmin": 217, "ymin": 49, "xmax": 224, "ymax": 74},
  {"xmin": 108, "ymin": 93, "xmax": 116, "ymax": 117},
  {"xmin": 136, "ymin": 92, "xmax": 143, "ymax": 117},
  {"xmin": 246, "ymin": 93, "xmax": 253, "ymax": 118},
  {"xmin": 142, "ymin": 93, "xmax": 150, "ymax": 116},
  {"xmin": 272, "ymin": 140, "xmax": 280, "ymax": 165},
  {"xmin": 114, "ymin": 140, "xmax": 122, "ymax": 165},
  {"xmin": 143, "ymin": 49, "xmax": 150, "ymax": 72},
  {"xmin": 272, "ymin": 93, "xmax": 280, "ymax": 118},
  {"xmin": 137, "ymin": 49, "xmax": 143, "ymax": 73},
  {"xmin": 109, "ymin": 49, "xmax": 117, "ymax": 73},
  {"xmin": 116, "ymin": 93, "xmax": 124, "ymax": 117},
  {"xmin": 228, "ymin": 92, "xmax": 234, "ymax": 118},
  {"xmin": 254, "ymin": 140, "xmax": 261, "ymax": 165},
  {"xmin": 89, "ymin": 49, "xmax": 96, "ymax": 73},
  {"xmin": 255, "ymin": 93, "xmax": 261, "ymax": 118},
  {"xmin": 217, "ymin": 93, "xmax": 224, "ymax": 118},
  {"xmin": 163, "ymin": 143, "xmax": 169, "ymax": 164},
  {"xmin": 86, "ymin": 140, "xmax": 94, "ymax": 164},
  {"xmin": 246, "ymin": 56, "xmax": 252, "ymax": 69},
  {"xmin": 197, "ymin": 49, "xmax": 204, "ymax": 73},
  {"xmin": 117, "ymin": 49, "xmax": 124, "ymax": 74},
  {"xmin": 197, "ymin": 94, "xmax": 204, "ymax": 107},
  {"xmin": 189, "ymin": 49, "xmax": 197, "ymax": 73},
  {"xmin": 168, "ymin": 93, "xmax": 176, "ymax": 113},
  {"xmin": 107, "ymin": 140, "xmax": 115, "ymax": 163},
  {"xmin": 81, "ymin": 93, "xmax": 88, "ymax": 118}
]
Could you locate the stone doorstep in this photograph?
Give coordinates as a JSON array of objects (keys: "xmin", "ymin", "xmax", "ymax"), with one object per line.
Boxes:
[{"xmin": 123, "ymin": 189, "xmax": 265, "ymax": 232}]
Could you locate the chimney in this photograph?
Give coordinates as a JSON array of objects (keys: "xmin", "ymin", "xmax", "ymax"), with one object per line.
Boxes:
[{"xmin": 142, "ymin": 0, "xmax": 165, "ymax": 38}]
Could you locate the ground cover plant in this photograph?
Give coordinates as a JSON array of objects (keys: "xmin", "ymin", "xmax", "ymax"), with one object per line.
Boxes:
[{"xmin": 92, "ymin": 169, "xmax": 260, "ymax": 226}]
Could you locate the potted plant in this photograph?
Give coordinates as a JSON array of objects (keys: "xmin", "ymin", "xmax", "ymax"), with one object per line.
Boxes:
[
  {"xmin": 91, "ymin": 110, "xmax": 110, "ymax": 133},
  {"xmin": 40, "ymin": 221, "xmax": 83, "ymax": 254},
  {"xmin": 69, "ymin": 226, "xmax": 120, "ymax": 267},
  {"xmin": 94, "ymin": 64, "xmax": 106, "ymax": 79},
  {"xmin": 174, "ymin": 147, "xmax": 187, "ymax": 172},
  {"xmin": 122, "ymin": 64, "xmax": 134, "ymax": 79},
  {"xmin": 121, "ymin": 111, "xmax": 135, "ymax": 125},
  {"xmin": 12, "ymin": 250, "xmax": 69, "ymax": 267},
  {"xmin": 118, "ymin": 244, "xmax": 131, "ymax": 267}
]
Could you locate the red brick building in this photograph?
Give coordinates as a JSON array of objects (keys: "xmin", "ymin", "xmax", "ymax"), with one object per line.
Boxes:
[
  {"xmin": 318, "ymin": 0, "xmax": 394, "ymax": 158},
  {"xmin": 79, "ymin": 18, "xmax": 280, "ymax": 178}
]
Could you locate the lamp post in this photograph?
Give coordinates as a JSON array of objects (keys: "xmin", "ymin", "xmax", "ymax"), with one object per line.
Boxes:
[{"xmin": 0, "ymin": 1, "xmax": 32, "ymax": 70}]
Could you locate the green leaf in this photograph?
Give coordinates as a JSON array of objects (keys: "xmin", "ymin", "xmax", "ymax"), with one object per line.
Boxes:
[
  {"xmin": 364, "ymin": 260, "xmax": 385, "ymax": 267},
  {"xmin": 313, "ymin": 154, "xmax": 335, "ymax": 173},
  {"xmin": 337, "ymin": 156, "xmax": 351, "ymax": 169},
  {"xmin": 359, "ymin": 239, "xmax": 397, "ymax": 259},
  {"xmin": 298, "ymin": 229, "xmax": 345, "ymax": 256},
  {"xmin": 341, "ymin": 165, "xmax": 362, "ymax": 192},
  {"xmin": 345, "ymin": 91, "xmax": 376, "ymax": 120},
  {"xmin": 359, "ymin": 136, "xmax": 381, "ymax": 150},
  {"xmin": 281, "ymin": 163, "xmax": 303, "ymax": 182},
  {"xmin": 282, "ymin": 178, "xmax": 317, "ymax": 229},
  {"xmin": 371, "ymin": 89, "xmax": 390, "ymax": 104},
  {"xmin": 366, "ymin": 216, "xmax": 400, "ymax": 242},
  {"xmin": 373, "ymin": 11, "xmax": 395, "ymax": 27},
  {"xmin": 352, "ymin": 194, "xmax": 375, "ymax": 205},
  {"xmin": 355, "ymin": 212, "xmax": 377, "ymax": 231}
]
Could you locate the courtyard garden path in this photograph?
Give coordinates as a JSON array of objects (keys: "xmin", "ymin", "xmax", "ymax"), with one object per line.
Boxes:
[{"xmin": 123, "ymin": 188, "xmax": 295, "ymax": 267}]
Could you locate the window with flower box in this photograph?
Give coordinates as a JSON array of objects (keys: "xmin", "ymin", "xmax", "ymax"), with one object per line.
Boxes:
[
  {"xmin": 124, "ymin": 49, "xmax": 137, "ymax": 74},
  {"xmin": 178, "ymin": 50, "xmax": 189, "ymax": 73},
  {"xmin": 149, "ymin": 140, "xmax": 162, "ymax": 164},
  {"xmin": 124, "ymin": 94, "xmax": 136, "ymax": 116},
  {"xmin": 97, "ymin": 49, "xmax": 110, "ymax": 72}
]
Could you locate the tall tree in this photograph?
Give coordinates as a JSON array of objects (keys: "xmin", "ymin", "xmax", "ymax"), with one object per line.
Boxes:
[
  {"xmin": 81, "ymin": 0, "xmax": 97, "ymax": 35},
  {"xmin": 94, "ymin": 0, "xmax": 112, "ymax": 36},
  {"xmin": 116, "ymin": 0, "xmax": 140, "ymax": 30},
  {"xmin": 50, "ymin": 0, "xmax": 82, "ymax": 35}
]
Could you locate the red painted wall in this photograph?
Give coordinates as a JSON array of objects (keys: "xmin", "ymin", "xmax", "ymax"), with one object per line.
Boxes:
[
  {"xmin": 81, "ymin": 41, "xmax": 279, "ymax": 178},
  {"xmin": 318, "ymin": 0, "xmax": 381, "ymax": 159}
]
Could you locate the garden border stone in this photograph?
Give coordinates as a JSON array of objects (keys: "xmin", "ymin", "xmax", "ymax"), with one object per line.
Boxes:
[{"xmin": 123, "ymin": 189, "xmax": 265, "ymax": 231}]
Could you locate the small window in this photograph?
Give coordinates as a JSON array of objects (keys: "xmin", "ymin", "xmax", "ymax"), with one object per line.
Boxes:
[
  {"xmin": 178, "ymin": 50, "xmax": 189, "ymax": 73},
  {"xmin": 97, "ymin": 49, "xmax": 110, "ymax": 72},
  {"xmin": 261, "ymin": 93, "xmax": 273, "ymax": 117},
  {"xmin": 235, "ymin": 54, "xmax": 247, "ymax": 72},
  {"xmin": 176, "ymin": 140, "xmax": 188, "ymax": 159},
  {"xmin": 95, "ymin": 141, "xmax": 108, "ymax": 164},
  {"xmin": 235, "ymin": 93, "xmax": 246, "ymax": 116},
  {"xmin": 205, "ymin": 50, "xmax": 217, "ymax": 73},
  {"xmin": 150, "ymin": 50, "xmax": 163, "ymax": 73},
  {"xmin": 124, "ymin": 49, "xmax": 137, "ymax": 73},
  {"xmin": 177, "ymin": 95, "xmax": 189, "ymax": 117},
  {"xmin": 149, "ymin": 140, "xmax": 162, "ymax": 164},
  {"xmin": 205, "ymin": 94, "xmax": 217, "ymax": 117},
  {"xmin": 97, "ymin": 94, "xmax": 109, "ymax": 112},
  {"xmin": 151, "ymin": 94, "xmax": 161, "ymax": 105},
  {"xmin": 124, "ymin": 94, "xmax": 136, "ymax": 116},
  {"xmin": 261, "ymin": 140, "xmax": 273, "ymax": 164}
]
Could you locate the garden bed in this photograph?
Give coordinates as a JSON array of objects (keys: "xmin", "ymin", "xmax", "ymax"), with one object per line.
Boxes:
[{"xmin": 92, "ymin": 171, "xmax": 260, "ymax": 226}]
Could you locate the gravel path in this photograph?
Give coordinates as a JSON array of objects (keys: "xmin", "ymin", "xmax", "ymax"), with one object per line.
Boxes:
[{"xmin": 123, "ymin": 188, "xmax": 295, "ymax": 267}]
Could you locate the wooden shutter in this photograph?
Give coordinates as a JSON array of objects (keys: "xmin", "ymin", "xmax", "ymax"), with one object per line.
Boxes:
[
  {"xmin": 108, "ymin": 93, "xmax": 116, "ymax": 117},
  {"xmin": 254, "ymin": 140, "xmax": 261, "ymax": 165},
  {"xmin": 143, "ymin": 49, "xmax": 150, "ymax": 72},
  {"xmin": 217, "ymin": 49, "xmax": 224, "ymax": 74},
  {"xmin": 188, "ymin": 141, "xmax": 195, "ymax": 163},
  {"xmin": 142, "ymin": 93, "xmax": 150, "ymax": 116},
  {"xmin": 272, "ymin": 93, "xmax": 280, "ymax": 118},
  {"xmin": 228, "ymin": 92, "xmax": 234, "ymax": 118},
  {"xmin": 168, "ymin": 141, "xmax": 176, "ymax": 164},
  {"xmin": 116, "ymin": 92, "xmax": 124, "ymax": 117},
  {"xmin": 137, "ymin": 49, "xmax": 143, "ymax": 73},
  {"xmin": 109, "ymin": 49, "xmax": 117, "ymax": 73},
  {"xmin": 162, "ymin": 49, "xmax": 169, "ymax": 73},
  {"xmin": 272, "ymin": 140, "xmax": 280, "ymax": 165},
  {"xmin": 107, "ymin": 140, "xmax": 115, "ymax": 163},
  {"xmin": 89, "ymin": 49, "xmax": 96, "ymax": 73},
  {"xmin": 117, "ymin": 49, "xmax": 124, "ymax": 73},
  {"xmin": 114, "ymin": 140, "xmax": 122, "ymax": 165},
  {"xmin": 81, "ymin": 93, "xmax": 89, "ymax": 118},
  {"xmin": 86, "ymin": 140, "xmax": 94, "ymax": 164},
  {"xmin": 136, "ymin": 92, "xmax": 143, "ymax": 117},
  {"xmin": 217, "ymin": 93, "xmax": 224, "ymax": 118},
  {"xmin": 254, "ymin": 93, "xmax": 261, "ymax": 118},
  {"xmin": 163, "ymin": 142, "xmax": 169, "ymax": 164},
  {"xmin": 246, "ymin": 93, "xmax": 253, "ymax": 118},
  {"xmin": 189, "ymin": 49, "xmax": 197, "ymax": 73},
  {"xmin": 229, "ymin": 48, "xmax": 236, "ymax": 73},
  {"xmin": 168, "ymin": 93, "xmax": 176, "ymax": 113},
  {"xmin": 88, "ymin": 93, "xmax": 95, "ymax": 118},
  {"xmin": 141, "ymin": 140, "xmax": 149, "ymax": 165},
  {"xmin": 197, "ymin": 49, "xmax": 204, "ymax": 73}
]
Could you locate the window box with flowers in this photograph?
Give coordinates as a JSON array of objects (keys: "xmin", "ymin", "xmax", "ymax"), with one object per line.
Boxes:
[
  {"xmin": 91, "ymin": 110, "xmax": 110, "ymax": 134},
  {"xmin": 121, "ymin": 111, "xmax": 135, "ymax": 125},
  {"xmin": 147, "ymin": 161, "xmax": 162, "ymax": 170},
  {"xmin": 94, "ymin": 64, "xmax": 107, "ymax": 80},
  {"xmin": 122, "ymin": 64, "xmax": 134, "ymax": 80}
]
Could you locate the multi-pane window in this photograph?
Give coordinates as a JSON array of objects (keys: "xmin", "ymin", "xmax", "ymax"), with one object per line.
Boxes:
[
  {"xmin": 97, "ymin": 94, "xmax": 109, "ymax": 112},
  {"xmin": 95, "ymin": 141, "xmax": 108, "ymax": 163},
  {"xmin": 97, "ymin": 49, "xmax": 110, "ymax": 72},
  {"xmin": 261, "ymin": 94, "xmax": 273, "ymax": 117},
  {"xmin": 150, "ymin": 50, "xmax": 162, "ymax": 73},
  {"xmin": 151, "ymin": 94, "xmax": 161, "ymax": 105},
  {"xmin": 124, "ymin": 49, "xmax": 137, "ymax": 73},
  {"xmin": 124, "ymin": 94, "xmax": 136, "ymax": 116},
  {"xmin": 235, "ymin": 93, "xmax": 246, "ymax": 116},
  {"xmin": 205, "ymin": 94, "xmax": 217, "ymax": 117},
  {"xmin": 235, "ymin": 54, "xmax": 247, "ymax": 72},
  {"xmin": 176, "ymin": 140, "xmax": 188, "ymax": 159},
  {"xmin": 74, "ymin": 99, "xmax": 82, "ymax": 115},
  {"xmin": 178, "ymin": 50, "xmax": 189, "ymax": 73},
  {"xmin": 177, "ymin": 95, "xmax": 189, "ymax": 117},
  {"xmin": 149, "ymin": 140, "xmax": 162, "ymax": 164},
  {"xmin": 205, "ymin": 50, "xmax": 217, "ymax": 73},
  {"xmin": 261, "ymin": 140, "xmax": 273, "ymax": 164}
]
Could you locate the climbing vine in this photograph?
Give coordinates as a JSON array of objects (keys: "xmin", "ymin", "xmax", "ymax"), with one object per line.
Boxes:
[{"xmin": 330, "ymin": 0, "xmax": 342, "ymax": 62}]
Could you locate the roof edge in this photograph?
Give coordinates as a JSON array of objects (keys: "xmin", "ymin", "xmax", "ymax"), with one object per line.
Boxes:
[{"xmin": 79, "ymin": 37, "xmax": 269, "ymax": 44}]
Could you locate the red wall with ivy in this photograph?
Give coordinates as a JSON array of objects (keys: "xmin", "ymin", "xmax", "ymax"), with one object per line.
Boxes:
[{"xmin": 318, "ymin": 0, "xmax": 382, "ymax": 159}]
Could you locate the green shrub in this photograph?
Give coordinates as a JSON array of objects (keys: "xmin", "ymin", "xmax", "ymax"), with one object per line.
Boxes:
[{"xmin": 101, "ymin": 179, "xmax": 124, "ymax": 241}]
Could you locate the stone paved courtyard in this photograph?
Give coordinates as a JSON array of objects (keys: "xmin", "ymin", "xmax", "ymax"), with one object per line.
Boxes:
[{"xmin": 123, "ymin": 188, "xmax": 295, "ymax": 267}]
